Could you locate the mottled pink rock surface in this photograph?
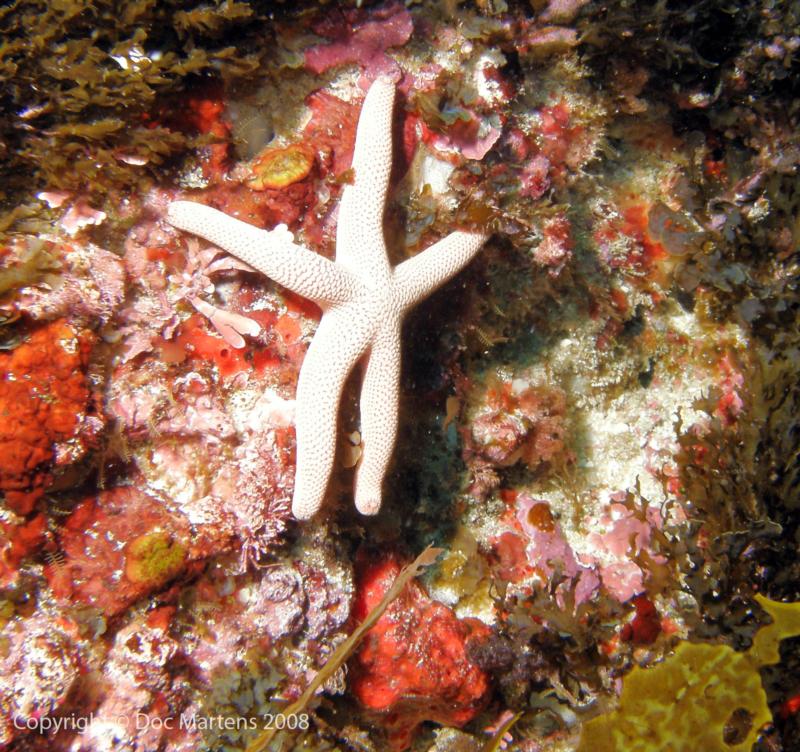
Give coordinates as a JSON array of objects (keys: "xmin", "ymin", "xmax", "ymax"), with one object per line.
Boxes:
[{"xmin": 305, "ymin": 3, "xmax": 413, "ymax": 85}]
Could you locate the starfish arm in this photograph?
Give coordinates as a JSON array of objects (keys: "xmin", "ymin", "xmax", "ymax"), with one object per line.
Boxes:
[
  {"xmin": 335, "ymin": 77, "xmax": 396, "ymax": 278},
  {"xmin": 292, "ymin": 306, "xmax": 373, "ymax": 519},
  {"xmin": 168, "ymin": 201, "xmax": 356, "ymax": 306},
  {"xmin": 354, "ymin": 319, "xmax": 402, "ymax": 515},
  {"xmin": 392, "ymin": 230, "xmax": 489, "ymax": 309}
]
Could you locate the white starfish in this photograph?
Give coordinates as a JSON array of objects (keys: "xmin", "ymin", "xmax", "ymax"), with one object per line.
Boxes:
[{"xmin": 167, "ymin": 77, "xmax": 489, "ymax": 520}]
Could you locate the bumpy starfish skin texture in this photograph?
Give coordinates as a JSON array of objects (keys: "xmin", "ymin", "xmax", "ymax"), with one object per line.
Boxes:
[{"xmin": 167, "ymin": 77, "xmax": 489, "ymax": 519}]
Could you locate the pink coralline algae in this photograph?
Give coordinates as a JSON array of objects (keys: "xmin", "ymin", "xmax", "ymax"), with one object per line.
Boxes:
[
  {"xmin": 411, "ymin": 65, "xmax": 512, "ymax": 164},
  {"xmin": 0, "ymin": 615, "xmax": 80, "ymax": 747},
  {"xmin": 69, "ymin": 612, "xmax": 187, "ymax": 752},
  {"xmin": 586, "ymin": 496, "xmax": 668, "ymax": 602},
  {"xmin": 515, "ymin": 24, "xmax": 579, "ymax": 58},
  {"xmin": 190, "ymin": 558, "xmax": 348, "ymax": 656},
  {"xmin": 519, "ymin": 153, "xmax": 552, "ymax": 200},
  {"xmin": 491, "ymin": 527, "xmax": 534, "ymax": 584},
  {"xmin": 492, "ymin": 493, "xmax": 667, "ymax": 605},
  {"xmin": 463, "ymin": 379, "xmax": 571, "ymax": 497},
  {"xmin": 209, "ymin": 420, "xmax": 294, "ymax": 566},
  {"xmin": 37, "ymin": 192, "xmax": 108, "ymax": 236},
  {"xmin": 166, "ymin": 237, "xmax": 260, "ymax": 350},
  {"xmin": 118, "ymin": 218, "xmax": 190, "ymax": 363},
  {"xmin": 118, "ymin": 214, "xmax": 265, "ymax": 365},
  {"xmin": 153, "ymin": 380, "xmax": 237, "ymax": 444},
  {"xmin": 516, "ymin": 496, "xmax": 600, "ymax": 605},
  {"xmin": 420, "ymin": 105, "xmax": 505, "ymax": 162},
  {"xmin": 15, "ymin": 240, "xmax": 126, "ymax": 326},
  {"xmin": 298, "ymin": 559, "xmax": 353, "ymax": 641},
  {"xmin": 304, "ymin": 3, "xmax": 413, "ymax": 85},
  {"xmin": 182, "ymin": 550, "xmax": 352, "ymax": 702},
  {"xmin": 106, "ymin": 353, "xmax": 296, "ymax": 567},
  {"xmin": 534, "ymin": 214, "xmax": 574, "ymax": 276},
  {"xmin": 539, "ymin": 0, "xmax": 590, "ymax": 23},
  {"xmin": 240, "ymin": 566, "xmax": 306, "ymax": 641},
  {"xmin": 519, "ymin": 99, "xmax": 598, "ymax": 187}
]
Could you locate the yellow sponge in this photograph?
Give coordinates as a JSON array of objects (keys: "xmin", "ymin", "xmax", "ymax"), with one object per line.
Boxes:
[{"xmin": 578, "ymin": 595, "xmax": 800, "ymax": 752}]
